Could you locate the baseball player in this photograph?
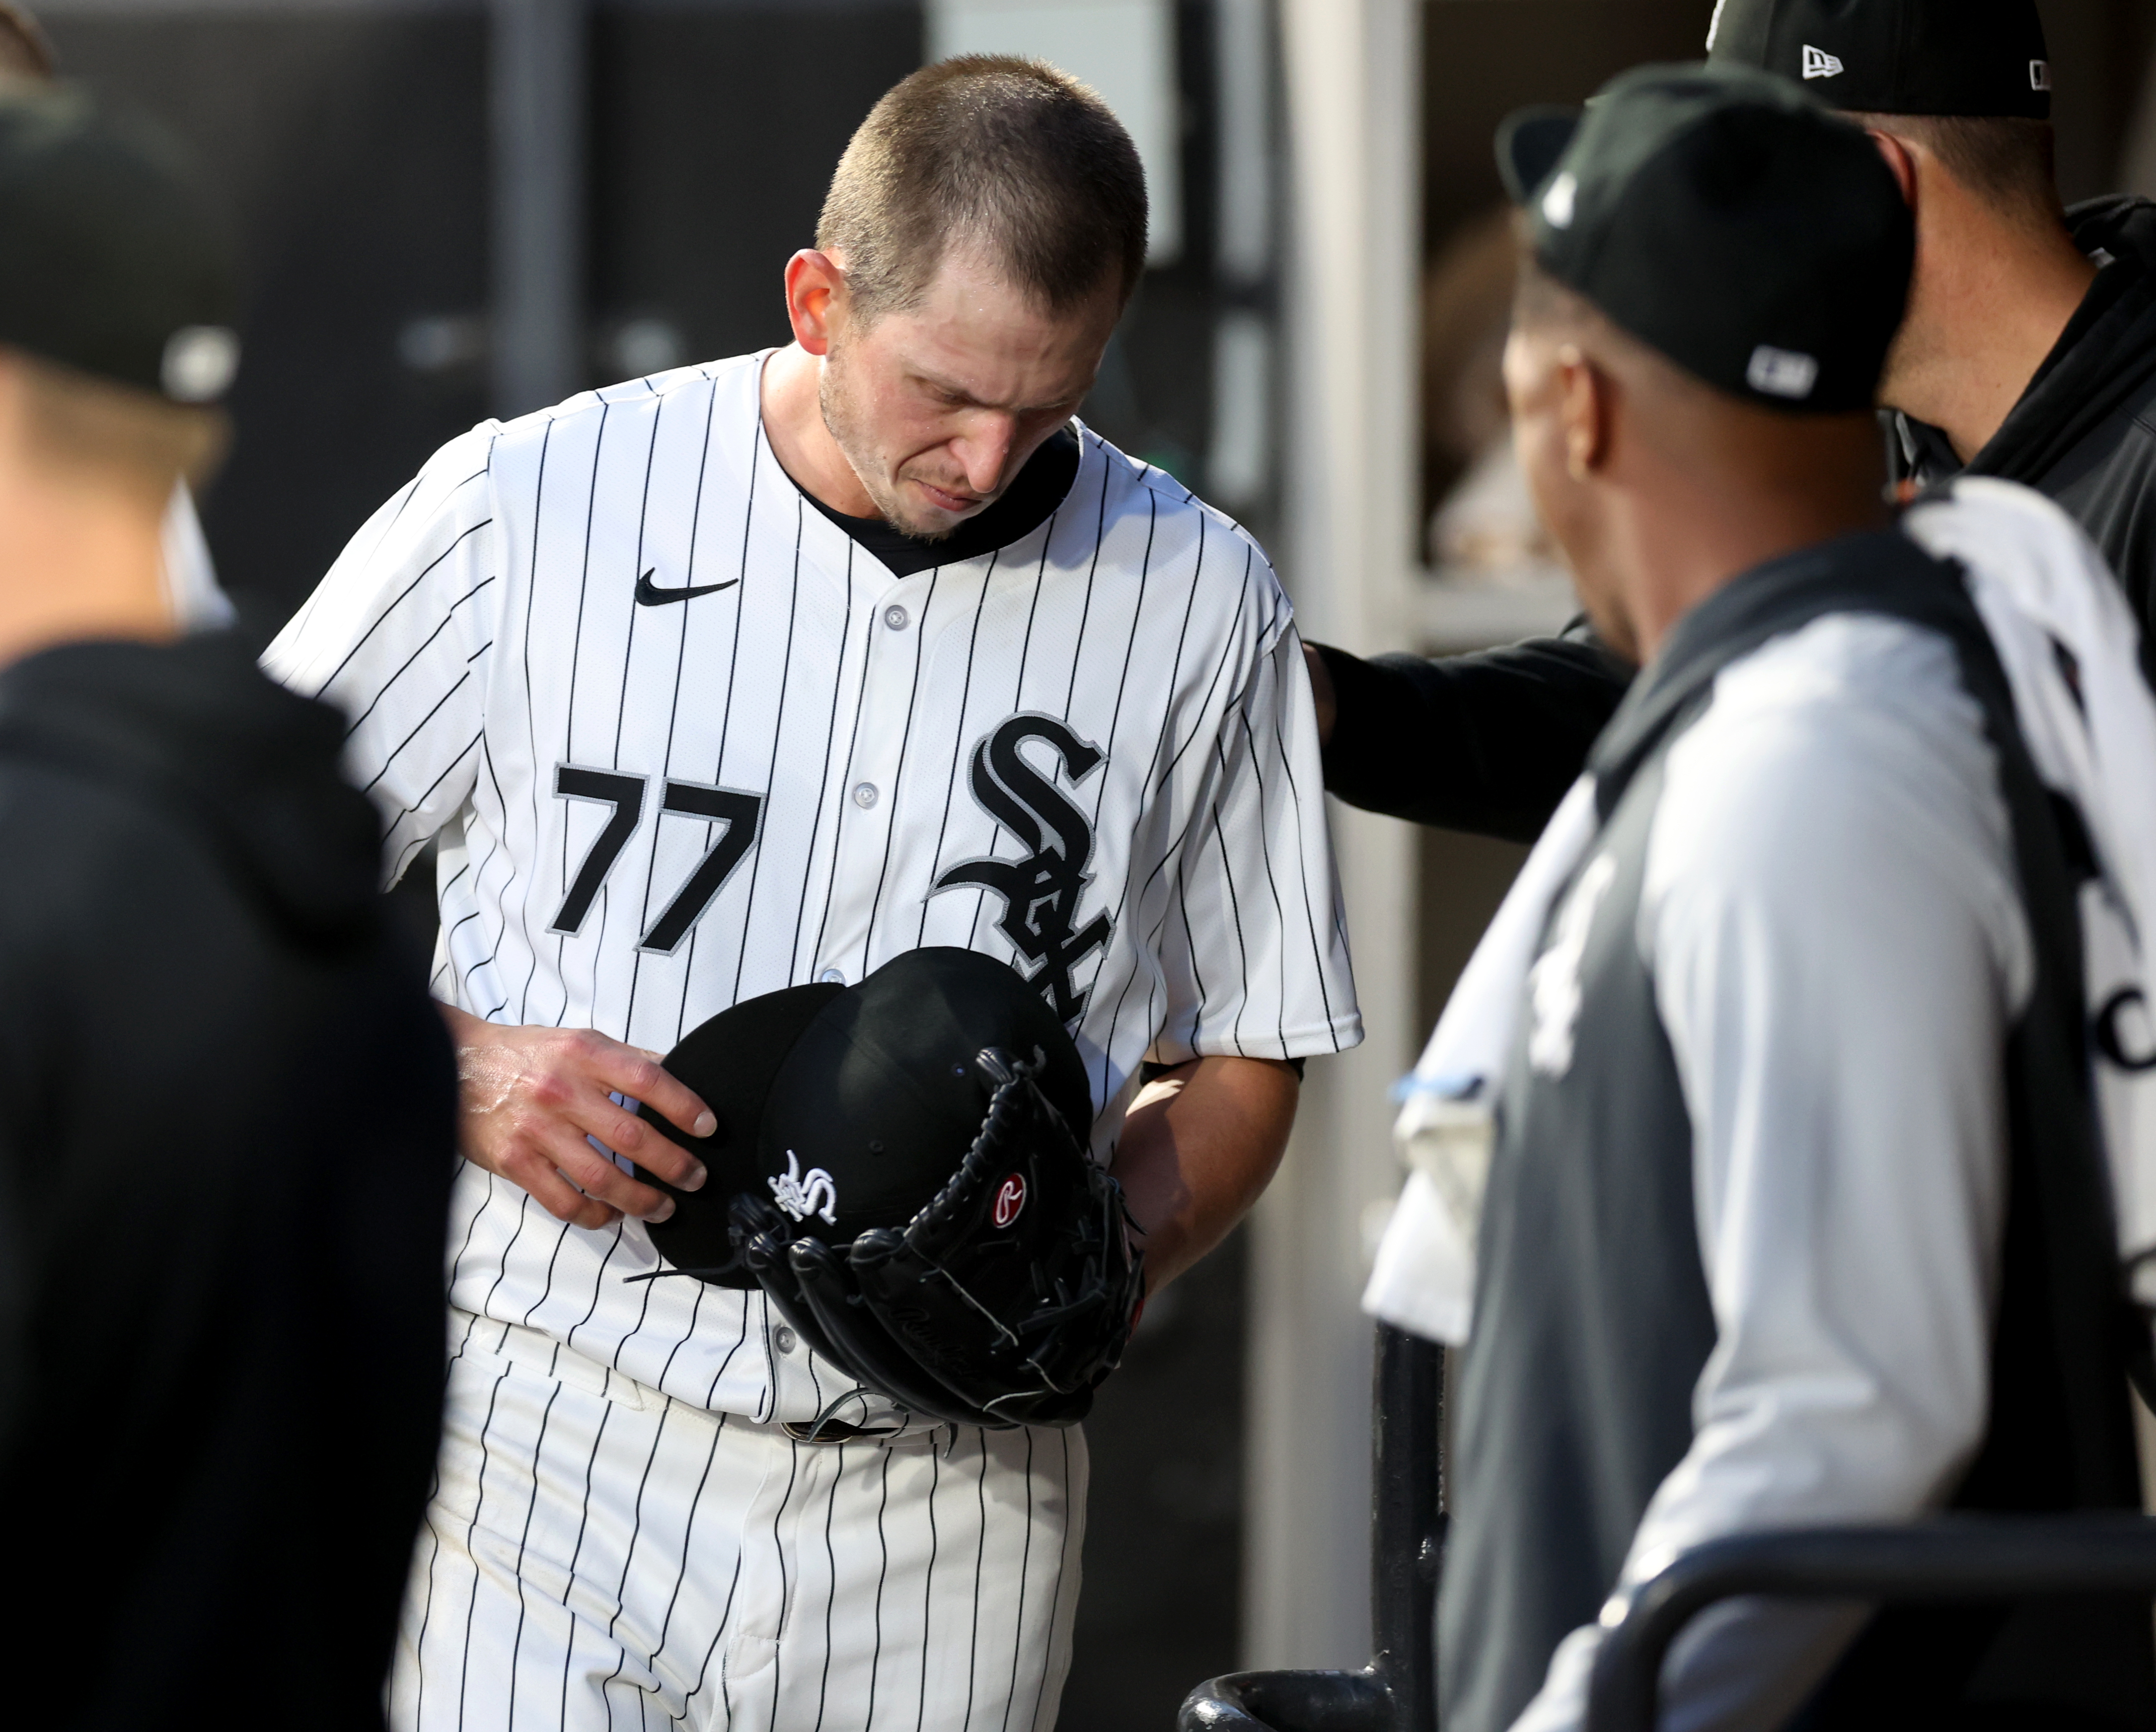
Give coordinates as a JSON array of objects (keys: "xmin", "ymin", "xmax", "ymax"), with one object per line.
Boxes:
[
  {"xmin": 267, "ymin": 54, "xmax": 1358, "ymax": 1731},
  {"xmin": 1432, "ymin": 67, "xmax": 2150, "ymax": 1731},
  {"xmin": 0, "ymin": 88, "xmax": 459, "ymax": 1725},
  {"xmin": 1310, "ymin": 0, "xmax": 2156, "ymax": 841}
]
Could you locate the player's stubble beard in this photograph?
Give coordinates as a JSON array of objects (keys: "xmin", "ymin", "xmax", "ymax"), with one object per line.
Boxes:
[{"xmin": 819, "ymin": 341, "xmax": 963, "ymax": 543}]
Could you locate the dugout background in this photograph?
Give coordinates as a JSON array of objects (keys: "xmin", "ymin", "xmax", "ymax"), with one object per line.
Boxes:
[{"xmin": 31, "ymin": 0, "xmax": 2156, "ymax": 1725}]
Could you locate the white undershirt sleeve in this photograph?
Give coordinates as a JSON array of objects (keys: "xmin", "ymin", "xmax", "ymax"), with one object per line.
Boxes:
[{"xmin": 1508, "ymin": 615, "xmax": 2032, "ymax": 1732}]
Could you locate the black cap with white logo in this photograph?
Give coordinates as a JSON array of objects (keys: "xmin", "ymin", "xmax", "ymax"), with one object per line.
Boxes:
[
  {"xmin": 0, "ymin": 84, "xmax": 240, "ymax": 404},
  {"xmin": 1496, "ymin": 62, "xmax": 1913, "ymax": 415},
  {"xmin": 1705, "ymin": 0, "xmax": 2051, "ymax": 120},
  {"xmin": 633, "ymin": 948, "xmax": 1094, "ymax": 1285}
]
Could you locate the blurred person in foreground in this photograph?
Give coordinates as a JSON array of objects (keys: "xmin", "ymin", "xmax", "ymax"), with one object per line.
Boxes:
[
  {"xmin": 1309, "ymin": 0, "xmax": 2156, "ymax": 844},
  {"xmin": 0, "ymin": 88, "xmax": 458, "ymax": 1727},
  {"xmin": 0, "ymin": 0, "xmax": 237, "ymax": 631},
  {"xmin": 1420, "ymin": 64, "xmax": 2154, "ymax": 1732}
]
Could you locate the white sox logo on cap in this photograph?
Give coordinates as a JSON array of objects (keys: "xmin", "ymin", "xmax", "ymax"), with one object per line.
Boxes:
[
  {"xmin": 1541, "ymin": 172, "xmax": 1578, "ymax": 230},
  {"xmin": 162, "ymin": 324, "xmax": 240, "ymax": 403},
  {"xmin": 770, "ymin": 1150, "xmax": 840, "ymax": 1225}
]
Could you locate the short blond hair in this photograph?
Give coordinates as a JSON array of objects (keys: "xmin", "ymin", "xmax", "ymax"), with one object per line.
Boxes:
[
  {"xmin": 15, "ymin": 348, "xmax": 227, "ymax": 506},
  {"xmin": 816, "ymin": 55, "xmax": 1148, "ymax": 324}
]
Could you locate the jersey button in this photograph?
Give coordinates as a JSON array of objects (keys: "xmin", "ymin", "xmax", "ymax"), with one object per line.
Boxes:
[
  {"xmin": 818, "ymin": 967, "xmax": 846, "ymax": 985},
  {"xmin": 852, "ymin": 782, "xmax": 879, "ymax": 809},
  {"xmin": 773, "ymin": 1325, "xmax": 798, "ymax": 1355},
  {"xmin": 883, "ymin": 604, "xmax": 910, "ymax": 631}
]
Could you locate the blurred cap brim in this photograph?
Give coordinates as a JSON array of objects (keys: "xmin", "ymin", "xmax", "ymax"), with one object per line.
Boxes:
[{"xmin": 1496, "ymin": 106, "xmax": 1581, "ymax": 205}]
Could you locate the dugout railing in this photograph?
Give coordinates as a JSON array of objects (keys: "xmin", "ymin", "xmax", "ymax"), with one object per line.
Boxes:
[
  {"xmin": 1177, "ymin": 1326, "xmax": 2156, "ymax": 1732},
  {"xmin": 1179, "ymin": 1325, "xmax": 1442, "ymax": 1732}
]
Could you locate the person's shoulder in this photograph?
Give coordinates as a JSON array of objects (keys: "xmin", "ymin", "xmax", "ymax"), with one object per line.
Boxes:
[
  {"xmin": 1080, "ymin": 425, "xmax": 1273, "ymax": 560},
  {"xmin": 0, "ymin": 755, "xmax": 231, "ymax": 952},
  {"xmin": 1692, "ymin": 611, "xmax": 1979, "ymax": 769},
  {"xmin": 485, "ymin": 351, "xmax": 763, "ymax": 453},
  {"xmin": 1074, "ymin": 424, "xmax": 1290, "ymax": 644},
  {"xmin": 1654, "ymin": 613, "xmax": 2004, "ymax": 894}
]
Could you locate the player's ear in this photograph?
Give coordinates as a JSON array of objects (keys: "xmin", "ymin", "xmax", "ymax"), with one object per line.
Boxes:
[
  {"xmin": 1866, "ymin": 128, "xmax": 1918, "ymax": 209},
  {"xmin": 1554, "ymin": 344, "xmax": 1609, "ymax": 481},
  {"xmin": 784, "ymin": 250, "xmax": 847, "ymax": 356}
]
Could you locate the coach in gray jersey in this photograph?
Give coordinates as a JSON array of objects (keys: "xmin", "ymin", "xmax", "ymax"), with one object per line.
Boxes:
[
  {"xmin": 269, "ymin": 56, "xmax": 1357, "ymax": 1731},
  {"xmin": 1436, "ymin": 65, "xmax": 2150, "ymax": 1732}
]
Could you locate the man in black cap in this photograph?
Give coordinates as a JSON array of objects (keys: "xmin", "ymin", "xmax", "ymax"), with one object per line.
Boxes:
[
  {"xmin": 1433, "ymin": 61, "xmax": 2149, "ymax": 1732},
  {"xmin": 1708, "ymin": 0, "xmax": 2154, "ymax": 608},
  {"xmin": 1310, "ymin": 0, "xmax": 2156, "ymax": 839},
  {"xmin": 0, "ymin": 88, "xmax": 458, "ymax": 1726}
]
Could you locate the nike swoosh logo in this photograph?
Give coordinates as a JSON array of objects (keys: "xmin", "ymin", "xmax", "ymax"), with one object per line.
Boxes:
[{"xmin": 634, "ymin": 568, "xmax": 739, "ymax": 606}]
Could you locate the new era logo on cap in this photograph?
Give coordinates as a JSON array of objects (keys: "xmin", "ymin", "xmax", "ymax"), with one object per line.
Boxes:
[
  {"xmin": 1747, "ymin": 344, "xmax": 1821, "ymax": 400},
  {"xmin": 1707, "ymin": 0, "xmax": 2052, "ymax": 121}
]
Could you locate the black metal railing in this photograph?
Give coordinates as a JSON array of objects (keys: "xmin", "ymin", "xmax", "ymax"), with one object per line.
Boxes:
[
  {"xmin": 1178, "ymin": 1325, "xmax": 1444, "ymax": 1732},
  {"xmin": 1177, "ymin": 1325, "xmax": 2156, "ymax": 1732},
  {"xmin": 1584, "ymin": 1514, "xmax": 2156, "ymax": 1732}
]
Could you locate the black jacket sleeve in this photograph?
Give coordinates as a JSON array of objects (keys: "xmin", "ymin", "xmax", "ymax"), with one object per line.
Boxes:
[{"xmin": 1313, "ymin": 620, "xmax": 1632, "ymax": 843}]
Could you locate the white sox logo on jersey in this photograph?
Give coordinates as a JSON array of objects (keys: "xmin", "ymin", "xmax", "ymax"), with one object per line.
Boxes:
[
  {"xmin": 1527, "ymin": 852, "xmax": 1618, "ymax": 1079},
  {"xmin": 933, "ymin": 713, "xmax": 1111, "ymax": 1024}
]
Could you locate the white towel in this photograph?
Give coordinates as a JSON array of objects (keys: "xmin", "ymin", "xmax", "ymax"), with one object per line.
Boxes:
[
  {"xmin": 1362, "ymin": 779, "xmax": 1597, "ymax": 1343},
  {"xmin": 1906, "ymin": 479, "xmax": 2156, "ymax": 1304}
]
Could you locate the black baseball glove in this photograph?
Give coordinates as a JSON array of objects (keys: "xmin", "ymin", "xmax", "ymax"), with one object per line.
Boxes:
[{"xmin": 731, "ymin": 1046, "xmax": 1144, "ymax": 1429}]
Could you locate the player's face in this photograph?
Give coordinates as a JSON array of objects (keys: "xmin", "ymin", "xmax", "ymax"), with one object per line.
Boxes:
[
  {"xmin": 820, "ymin": 249, "xmax": 1121, "ymax": 539},
  {"xmin": 1505, "ymin": 322, "xmax": 1634, "ymax": 659}
]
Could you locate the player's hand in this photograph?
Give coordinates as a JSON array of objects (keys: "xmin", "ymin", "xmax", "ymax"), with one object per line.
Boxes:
[
  {"xmin": 439, "ymin": 1004, "xmax": 716, "ymax": 1230},
  {"xmin": 1303, "ymin": 641, "xmax": 1337, "ymax": 747}
]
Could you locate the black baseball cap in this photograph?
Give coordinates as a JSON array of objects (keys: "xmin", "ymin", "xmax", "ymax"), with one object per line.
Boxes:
[
  {"xmin": 1705, "ymin": 0, "xmax": 2051, "ymax": 120},
  {"xmin": 633, "ymin": 948, "xmax": 1094, "ymax": 1285},
  {"xmin": 1496, "ymin": 62, "xmax": 1913, "ymax": 414},
  {"xmin": 0, "ymin": 85, "xmax": 239, "ymax": 403}
]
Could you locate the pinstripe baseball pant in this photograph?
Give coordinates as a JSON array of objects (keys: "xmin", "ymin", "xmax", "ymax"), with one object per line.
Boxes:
[{"xmin": 390, "ymin": 1314, "xmax": 1086, "ymax": 1732}]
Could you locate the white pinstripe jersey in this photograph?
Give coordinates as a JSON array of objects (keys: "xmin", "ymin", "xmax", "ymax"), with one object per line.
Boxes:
[{"xmin": 266, "ymin": 351, "xmax": 1360, "ymax": 1423}]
